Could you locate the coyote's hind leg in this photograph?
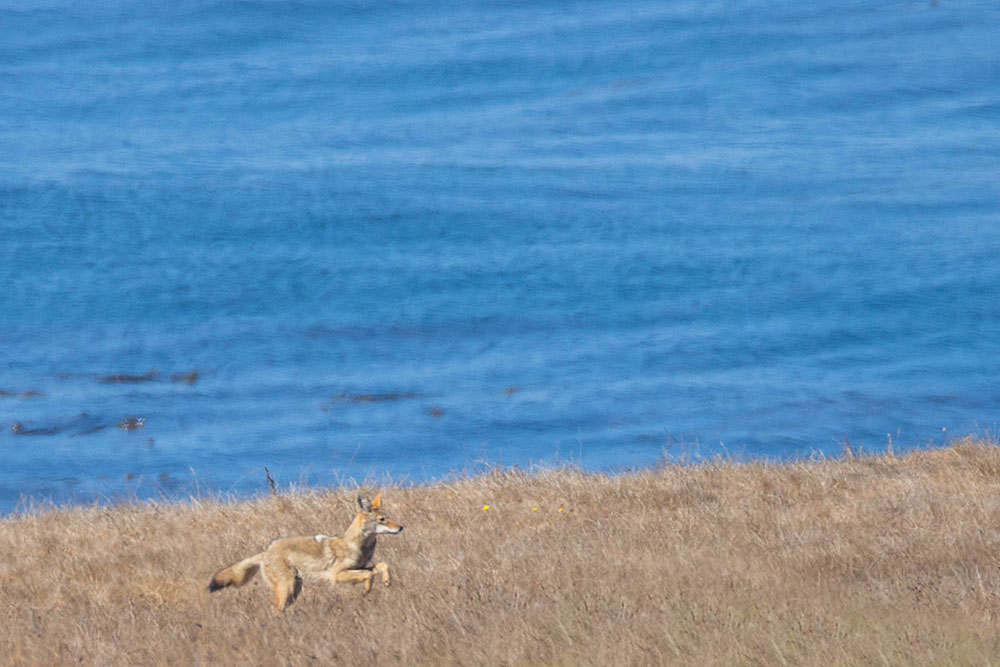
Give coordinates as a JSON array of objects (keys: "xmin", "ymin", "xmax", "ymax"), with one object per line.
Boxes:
[{"xmin": 263, "ymin": 559, "xmax": 300, "ymax": 614}]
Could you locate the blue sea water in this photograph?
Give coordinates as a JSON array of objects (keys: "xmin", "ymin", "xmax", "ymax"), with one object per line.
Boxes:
[{"xmin": 1, "ymin": 0, "xmax": 999, "ymax": 513}]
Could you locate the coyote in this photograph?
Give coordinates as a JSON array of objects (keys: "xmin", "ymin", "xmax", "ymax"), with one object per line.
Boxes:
[{"xmin": 207, "ymin": 493, "xmax": 403, "ymax": 613}]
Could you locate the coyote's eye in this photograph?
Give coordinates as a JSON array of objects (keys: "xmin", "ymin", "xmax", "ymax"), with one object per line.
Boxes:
[{"xmin": 377, "ymin": 516, "xmax": 385, "ymax": 522}]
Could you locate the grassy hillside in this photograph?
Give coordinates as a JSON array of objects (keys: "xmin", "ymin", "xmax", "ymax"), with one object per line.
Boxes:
[{"xmin": 3, "ymin": 437, "xmax": 1000, "ymax": 665}]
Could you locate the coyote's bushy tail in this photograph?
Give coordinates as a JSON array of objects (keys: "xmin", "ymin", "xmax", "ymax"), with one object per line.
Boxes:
[{"xmin": 207, "ymin": 552, "xmax": 266, "ymax": 592}]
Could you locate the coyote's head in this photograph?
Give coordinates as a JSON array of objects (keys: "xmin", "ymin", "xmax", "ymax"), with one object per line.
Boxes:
[{"xmin": 356, "ymin": 492, "xmax": 403, "ymax": 535}]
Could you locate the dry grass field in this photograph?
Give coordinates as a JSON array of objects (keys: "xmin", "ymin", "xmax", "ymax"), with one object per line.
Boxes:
[{"xmin": 3, "ymin": 437, "xmax": 1000, "ymax": 666}]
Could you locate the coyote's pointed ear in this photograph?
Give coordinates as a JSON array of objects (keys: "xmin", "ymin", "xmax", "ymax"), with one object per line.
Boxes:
[
  {"xmin": 371, "ymin": 492, "xmax": 382, "ymax": 510},
  {"xmin": 357, "ymin": 495, "xmax": 373, "ymax": 512}
]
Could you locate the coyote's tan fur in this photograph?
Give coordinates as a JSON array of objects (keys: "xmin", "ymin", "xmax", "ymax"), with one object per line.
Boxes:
[{"xmin": 207, "ymin": 493, "xmax": 402, "ymax": 613}]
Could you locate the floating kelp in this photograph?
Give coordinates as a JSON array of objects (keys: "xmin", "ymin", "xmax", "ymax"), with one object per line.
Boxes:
[
  {"xmin": 169, "ymin": 370, "xmax": 199, "ymax": 385},
  {"xmin": 99, "ymin": 371, "xmax": 161, "ymax": 384},
  {"xmin": 9, "ymin": 413, "xmax": 140, "ymax": 436},
  {"xmin": 10, "ymin": 421, "xmax": 61, "ymax": 435},
  {"xmin": 329, "ymin": 392, "xmax": 426, "ymax": 403},
  {"xmin": 118, "ymin": 417, "xmax": 146, "ymax": 431},
  {"xmin": 0, "ymin": 389, "xmax": 45, "ymax": 399}
]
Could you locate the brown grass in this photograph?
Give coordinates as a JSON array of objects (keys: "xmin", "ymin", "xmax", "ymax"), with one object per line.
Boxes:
[{"xmin": 4, "ymin": 437, "xmax": 1000, "ymax": 665}]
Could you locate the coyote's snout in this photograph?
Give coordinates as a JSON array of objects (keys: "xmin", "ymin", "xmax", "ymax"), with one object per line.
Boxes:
[{"xmin": 207, "ymin": 492, "xmax": 402, "ymax": 613}]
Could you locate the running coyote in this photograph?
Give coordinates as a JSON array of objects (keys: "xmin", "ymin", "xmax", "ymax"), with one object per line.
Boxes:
[{"xmin": 207, "ymin": 493, "xmax": 402, "ymax": 613}]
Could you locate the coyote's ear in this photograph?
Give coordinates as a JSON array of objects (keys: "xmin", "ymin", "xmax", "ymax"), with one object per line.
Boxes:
[
  {"xmin": 357, "ymin": 495, "xmax": 373, "ymax": 512},
  {"xmin": 371, "ymin": 492, "xmax": 382, "ymax": 510}
]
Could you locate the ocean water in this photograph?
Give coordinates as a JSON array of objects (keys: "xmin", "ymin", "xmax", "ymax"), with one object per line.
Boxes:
[{"xmin": 2, "ymin": 0, "xmax": 999, "ymax": 513}]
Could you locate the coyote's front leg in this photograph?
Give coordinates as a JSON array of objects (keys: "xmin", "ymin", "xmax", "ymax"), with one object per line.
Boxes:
[
  {"xmin": 333, "ymin": 567, "xmax": 376, "ymax": 593},
  {"xmin": 372, "ymin": 561, "xmax": 391, "ymax": 587}
]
